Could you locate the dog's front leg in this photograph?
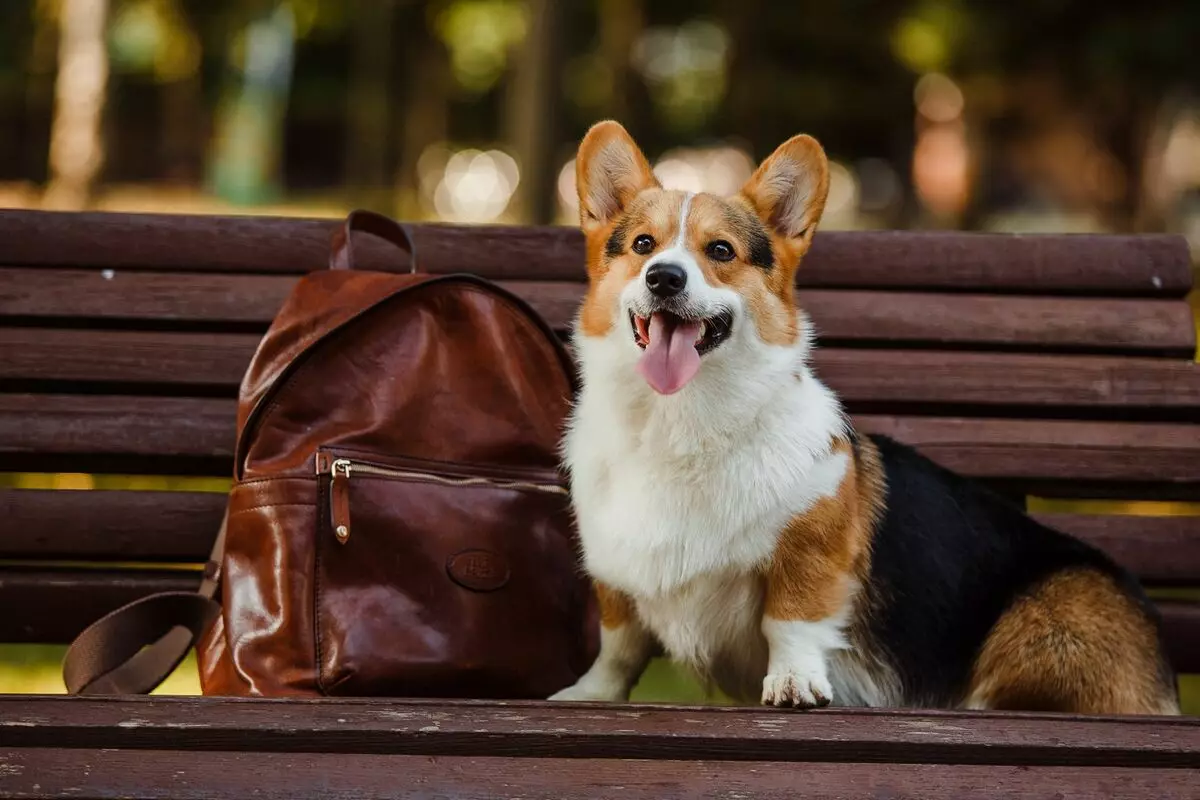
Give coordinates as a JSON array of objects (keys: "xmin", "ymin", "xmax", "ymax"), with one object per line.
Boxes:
[
  {"xmin": 760, "ymin": 557, "xmax": 852, "ymax": 709},
  {"xmin": 549, "ymin": 583, "xmax": 653, "ymax": 703}
]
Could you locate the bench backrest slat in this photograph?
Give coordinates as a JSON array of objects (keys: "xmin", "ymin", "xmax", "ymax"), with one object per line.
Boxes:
[
  {"xmin": 0, "ymin": 209, "xmax": 1192, "ymax": 295},
  {"xmin": 4, "ymin": 271, "xmax": 1195, "ymax": 356}
]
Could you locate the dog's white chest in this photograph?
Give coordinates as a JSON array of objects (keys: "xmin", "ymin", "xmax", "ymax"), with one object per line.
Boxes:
[
  {"xmin": 570, "ymin": 452, "xmax": 782, "ymax": 595},
  {"xmin": 635, "ymin": 571, "xmax": 769, "ymax": 700}
]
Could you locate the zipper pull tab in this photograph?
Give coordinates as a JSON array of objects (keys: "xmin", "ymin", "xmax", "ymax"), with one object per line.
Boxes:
[{"xmin": 330, "ymin": 458, "xmax": 352, "ymax": 544}]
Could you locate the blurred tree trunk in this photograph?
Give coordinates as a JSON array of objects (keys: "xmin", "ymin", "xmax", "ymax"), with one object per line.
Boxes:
[
  {"xmin": 162, "ymin": 71, "xmax": 204, "ymax": 185},
  {"xmin": 206, "ymin": 3, "xmax": 295, "ymax": 206},
  {"xmin": 345, "ymin": 0, "xmax": 397, "ymax": 211},
  {"xmin": 505, "ymin": 0, "xmax": 563, "ymax": 224},
  {"xmin": 1115, "ymin": 97, "xmax": 1158, "ymax": 233},
  {"xmin": 719, "ymin": 0, "xmax": 761, "ymax": 151},
  {"xmin": 43, "ymin": 0, "xmax": 109, "ymax": 210},
  {"xmin": 394, "ymin": 8, "xmax": 451, "ymax": 219},
  {"xmin": 160, "ymin": 1, "xmax": 204, "ymax": 185},
  {"xmin": 598, "ymin": 0, "xmax": 641, "ymax": 127}
]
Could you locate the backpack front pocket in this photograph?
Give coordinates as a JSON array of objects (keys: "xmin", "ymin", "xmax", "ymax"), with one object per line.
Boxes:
[{"xmin": 313, "ymin": 449, "xmax": 591, "ymax": 698}]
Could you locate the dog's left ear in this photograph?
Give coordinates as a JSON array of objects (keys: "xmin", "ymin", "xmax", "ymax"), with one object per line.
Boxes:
[
  {"xmin": 575, "ymin": 120, "xmax": 659, "ymax": 235},
  {"xmin": 739, "ymin": 134, "xmax": 829, "ymax": 245}
]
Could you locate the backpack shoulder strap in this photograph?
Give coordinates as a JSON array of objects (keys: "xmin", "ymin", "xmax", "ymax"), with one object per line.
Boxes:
[{"xmin": 61, "ymin": 506, "xmax": 227, "ymax": 695}]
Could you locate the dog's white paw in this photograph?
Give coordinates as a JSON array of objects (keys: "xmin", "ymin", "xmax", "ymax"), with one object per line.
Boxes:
[
  {"xmin": 548, "ymin": 680, "xmax": 625, "ymax": 703},
  {"xmin": 761, "ymin": 669, "xmax": 833, "ymax": 709}
]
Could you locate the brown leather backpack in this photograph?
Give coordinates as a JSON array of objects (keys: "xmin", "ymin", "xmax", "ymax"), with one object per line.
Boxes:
[{"xmin": 63, "ymin": 210, "xmax": 598, "ymax": 697}]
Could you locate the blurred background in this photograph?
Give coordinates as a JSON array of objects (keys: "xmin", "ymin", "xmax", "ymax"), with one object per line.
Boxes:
[
  {"xmin": 2, "ymin": 0, "xmax": 1200, "ymax": 242},
  {"xmin": 2, "ymin": 0, "xmax": 1199, "ymax": 703}
]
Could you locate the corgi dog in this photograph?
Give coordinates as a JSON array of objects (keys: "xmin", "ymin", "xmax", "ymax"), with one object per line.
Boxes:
[{"xmin": 548, "ymin": 120, "xmax": 1180, "ymax": 715}]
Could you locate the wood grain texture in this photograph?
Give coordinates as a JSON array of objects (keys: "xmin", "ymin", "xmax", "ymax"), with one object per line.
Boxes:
[
  {"xmin": 0, "ymin": 268, "xmax": 294, "ymax": 324},
  {"xmin": 3, "ymin": 396, "xmax": 1199, "ymax": 484},
  {"xmin": 796, "ymin": 288, "xmax": 1196, "ymax": 354},
  {"xmin": 1036, "ymin": 514, "xmax": 1200, "ymax": 584},
  {"xmin": 6, "ymin": 329, "xmax": 1200, "ymax": 412},
  {"xmin": 0, "ymin": 395, "xmax": 234, "ymax": 458},
  {"xmin": 2, "ymin": 696, "xmax": 1196, "ymax": 765},
  {"xmin": 0, "ymin": 208, "xmax": 1191, "ymax": 295},
  {"xmin": 0, "ymin": 489, "xmax": 227, "ymax": 561},
  {"xmin": 4, "ymin": 271, "xmax": 1195, "ymax": 354},
  {"xmin": 854, "ymin": 415, "xmax": 1200, "ymax": 483},
  {"xmin": 813, "ymin": 349, "xmax": 1200, "ymax": 410},
  {"xmin": 0, "ymin": 569, "xmax": 198, "ymax": 642},
  {"xmin": 2, "ymin": 749, "xmax": 1196, "ymax": 799},
  {"xmin": 3, "ymin": 490, "xmax": 1197, "ymax": 583},
  {"xmin": 0, "ymin": 328, "xmax": 262, "ymax": 387}
]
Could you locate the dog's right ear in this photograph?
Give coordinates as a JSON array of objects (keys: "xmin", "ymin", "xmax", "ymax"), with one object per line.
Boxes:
[{"xmin": 576, "ymin": 120, "xmax": 659, "ymax": 234}]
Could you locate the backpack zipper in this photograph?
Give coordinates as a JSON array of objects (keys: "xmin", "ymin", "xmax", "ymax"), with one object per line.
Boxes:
[{"xmin": 324, "ymin": 456, "xmax": 568, "ymax": 544}]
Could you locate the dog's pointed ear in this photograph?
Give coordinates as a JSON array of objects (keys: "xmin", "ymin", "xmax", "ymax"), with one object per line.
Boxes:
[
  {"xmin": 739, "ymin": 134, "xmax": 829, "ymax": 245},
  {"xmin": 576, "ymin": 120, "xmax": 659, "ymax": 234}
]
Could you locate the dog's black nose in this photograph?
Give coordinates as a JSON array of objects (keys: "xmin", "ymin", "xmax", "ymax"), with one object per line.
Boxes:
[{"xmin": 646, "ymin": 262, "xmax": 687, "ymax": 297}]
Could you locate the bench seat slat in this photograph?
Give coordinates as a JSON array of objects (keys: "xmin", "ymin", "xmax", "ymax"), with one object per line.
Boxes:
[
  {"xmin": 2, "ymin": 696, "xmax": 1197, "ymax": 765},
  {"xmin": 0, "ymin": 208, "xmax": 1191, "ymax": 295},
  {"xmin": 7, "ymin": 329, "xmax": 1199, "ymax": 413},
  {"xmin": 3, "ymin": 271, "xmax": 1195, "ymax": 354},
  {"xmin": 2, "ymin": 568, "xmax": 1196, "ymax": 673},
  {"xmin": 4, "ymin": 488, "xmax": 1197, "ymax": 584},
  {"xmin": 3, "ymin": 395, "xmax": 1198, "ymax": 484},
  {"xmin": 3, "ymin": 749, "xmax": 1196, "ymax": 799}
]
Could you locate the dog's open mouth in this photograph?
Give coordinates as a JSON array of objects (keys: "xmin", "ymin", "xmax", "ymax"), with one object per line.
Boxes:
[
  {"xmin": 628, "ymin": 309, "xmax": 734, "ymax": 395},
  {"xmin": 629, "ymin": 309, "xmax": 733, "ymax": 356}
]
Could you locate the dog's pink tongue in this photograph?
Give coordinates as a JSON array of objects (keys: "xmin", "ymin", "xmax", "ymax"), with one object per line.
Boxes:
[{"xmin": 637, "ymin": 312, "xmax": 702, "ymax": 395}]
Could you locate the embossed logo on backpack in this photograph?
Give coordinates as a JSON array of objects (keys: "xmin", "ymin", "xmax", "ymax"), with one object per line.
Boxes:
[{"xmin": 447, "ymin": 549, "xmax": 511, "ymax": 592}]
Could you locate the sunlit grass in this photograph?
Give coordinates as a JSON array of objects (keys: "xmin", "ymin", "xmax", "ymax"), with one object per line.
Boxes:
[
  {"xmin": 0, "ymin": 645, "xmax": 200, "ymax": 696},
  {"xmin": 0, "ymin": 472, "xmax": 230, "ymax": 491}
]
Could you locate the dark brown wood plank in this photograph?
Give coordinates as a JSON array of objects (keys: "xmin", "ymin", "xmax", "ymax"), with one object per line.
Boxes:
[
  {"xmin": 0, "ymin": 208, "xmax": 1191, "ymax": 295},
  {"xmin": 2, "ymin": 696, "xmax": 1196, "ymax": 766},
  {"xmin": 0, "ymin": 569, "xmax": 198, "ymax": 643},
  {"xmin": 854, "ymin": 415, "xmax": 1200, "ymax": 483},
  {"xmin": 792, "ymin": 289, "xmax": 1195, "ymax": 354},
  {"xmin": 0, "ymin": 268, "xmax": 293, "ymax": 324},
  {"xmin": 815, "ymin": 349, "xmax": 1200, "ymax": 409},
  {"xmin": 4, "ymin": 395, "xmax": 1200, "ymax": 484},
  {"xmin": 3, "ymin": 750, "xmax": 1195, "ymax": 800},
  {"xmin": 4, "ymin": 271, "xmax": 1195, "ymax": 354},
  {"xmin": 0, "ymin": 489, "xmax": 226, "ymax": 562},
  {"xmin": 4, "ymin": 490, "xmax": 1197, "ymax": 585},
  {"xmin": 7, "ymin": 329, "xmax": 1200, "ymax": 411},
  {"xmin": 0, "ymin": 395, "xmax": 234, "ymax": 459},
  {"xmin": 1034, "ymin": 514, "xmax": 1200, "ymax": 584},
  {"xmin": 0, "ymin": 328, "xmax": 261, "ymax": 387},
  {"xmin": 799, "ymin": 228, "xmax": 1195, "ymax": 296}
]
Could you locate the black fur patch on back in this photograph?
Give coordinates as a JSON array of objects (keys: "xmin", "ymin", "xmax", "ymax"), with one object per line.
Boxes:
[{"xmin": 859, "ymin": 434, "xmax": 1168, "ymax": 707}]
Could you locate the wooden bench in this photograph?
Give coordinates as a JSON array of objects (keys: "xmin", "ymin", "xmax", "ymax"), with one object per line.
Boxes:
[{"xmin": 1, "ymin": 208, "xmax": 1198, "ymax": 797}]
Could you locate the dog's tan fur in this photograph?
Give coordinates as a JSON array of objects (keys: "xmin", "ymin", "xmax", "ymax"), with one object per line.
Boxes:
[{"xmin": 965, "ymin": 568, "xmax": 1178, "ymax": 714}]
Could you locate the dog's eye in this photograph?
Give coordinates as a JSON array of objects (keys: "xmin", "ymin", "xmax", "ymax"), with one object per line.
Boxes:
[
  {"xmin": 706, "ymin": 240, "xmax": 735, "ymax": 262},
  {"xmin": 632, "ymin": 234, "xmax": 655, "ymax": 255}
]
